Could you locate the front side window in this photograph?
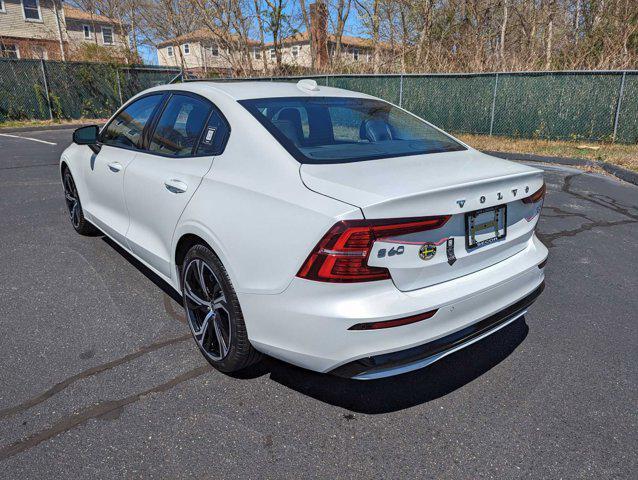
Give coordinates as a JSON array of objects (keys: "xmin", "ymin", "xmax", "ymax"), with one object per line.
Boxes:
[
  {"xmin": 292, "ymin": 45, "xmax": 300, "ymax": 58},
  {"xmin": 269, "ymin": 48, "xmax": 276, "ymax": 60},
  {"xmin": 0, "ymin": 43, "xmax": 19, "ymax": 58},
  {"xmin": 22, "ymin": 0, "xmax": 40, "ymax": 21},
  {"xmin": 183, "ymin": 44, "xmax": 190, "ymax": 55},
  {"xmin": 149, "ymin": 94, "xmax": 211, "ymax": 157},
  {"xmin": 83, "ymin": 25, "xmax": 91, "ymax": 39},
  {"xmin": 253, "ymin": 47, "xmax": 261, "ymax": 59},
  {"xmin": 207, "ymin": 44, "xmax": 219, "ymax": 57},
  {"xmin": 167, "ymin": 46, "xmax": 174, "ymax": 57},
  {"xmin": 240, "ymin": 97, "xmax": 466, "ymax": 164},
  {"xmin": 101, "ymin": 94, "xmax": 164, "ymax": 149},
  {"xmin": 102, "ymin": 26, "xmax": 114, "ymax": 45}
]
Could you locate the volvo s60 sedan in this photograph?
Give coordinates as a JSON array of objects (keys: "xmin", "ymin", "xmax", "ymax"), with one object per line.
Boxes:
[{"xmin": 60, "ymin": 79, "xmax": 547, "ymax": 379}]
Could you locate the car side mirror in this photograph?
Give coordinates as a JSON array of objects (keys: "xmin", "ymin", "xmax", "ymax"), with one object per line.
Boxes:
[{"xmin": 73, "ymin": 125, "xmax": 101, "ymax": 153}]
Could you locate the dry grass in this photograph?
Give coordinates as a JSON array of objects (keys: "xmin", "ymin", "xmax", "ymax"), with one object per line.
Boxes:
[
  {"xmin": 457, "ymin": 134, "xmax": 638, "ymax": 173},
  {"xmin": 0, "ymin": 118, "xmax": 106, "ymax": 130}
]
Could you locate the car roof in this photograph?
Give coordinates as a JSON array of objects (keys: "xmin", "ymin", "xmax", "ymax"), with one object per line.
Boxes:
[{"xmin": 146, "ymin": 80, "xmax": 376, "ymax": 102}]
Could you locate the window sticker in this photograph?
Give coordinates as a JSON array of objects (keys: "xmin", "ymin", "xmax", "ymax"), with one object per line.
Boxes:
[{"xmin": 203, "ymin": 127, "xmax": 216, "ymax": 145}]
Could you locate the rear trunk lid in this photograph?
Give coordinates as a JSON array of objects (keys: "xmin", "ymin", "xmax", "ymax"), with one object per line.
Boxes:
[{"xmin": 300, "ymin": 149, "xmax": 544, "ymax": 291}]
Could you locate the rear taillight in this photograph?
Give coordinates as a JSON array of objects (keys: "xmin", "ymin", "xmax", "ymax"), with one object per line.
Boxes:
[
  {"xmin": 522, "ymin": 183, "xmax": 546, "ymax": 204},
  {"xmin": 297, "ymin": 215, "xmax": 450, "ymax": 283}
]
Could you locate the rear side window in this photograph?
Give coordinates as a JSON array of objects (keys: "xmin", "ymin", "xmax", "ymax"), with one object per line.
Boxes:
[
  {"xmin": 196, "ymin": 109, "xmax": 231, "ymax": 156},
  {"xmin": 101, "ymin": 94, "xmax": 163, "ymax": 149},
  {"xmin": 240, "ymin": 96, "xmax": 466, "ymax": 164},
  {"xmin": 149, "ymin": 94, "xmax": 212, "ymax": 157}
]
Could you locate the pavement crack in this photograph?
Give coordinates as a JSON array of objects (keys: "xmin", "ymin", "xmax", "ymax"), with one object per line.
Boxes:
[
  {"xmin": 537, "ymin": 219, "xmax": 637, "ymax": 248},
  {"xmin": 541, "ymin": 205, "xmax": 594, "ymax": 222},
  {"xmin": 561, "ymin": 173, "xmax": 638, "ymax": 221},
  {"xmin": 0, "ymin": 334, "xmax": 190, "ymax": 420},
  {"xmin": 0, "ymin": 365, "xmax": 210, "ymax": 461}
]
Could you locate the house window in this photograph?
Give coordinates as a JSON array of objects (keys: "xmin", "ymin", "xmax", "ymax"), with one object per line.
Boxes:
[
  {"xmin": 167, "ymin": 46, "xmax": 174, "ymax": 57},
  {"xmin": 102, "ymin": 26, "xmax": 114, "ymax": 45},
  {"xmin": 269, "ymin": 48, "xmax": 276, "ymax": 60},
  {"xmin": 22, "ymin": 0, "xmax": 42, "ymax": 21},
  {"xmin": 352, "ymin": 48, "xmax": 359, "ymax": 61},
  {"xmin": 83, "ymin": 25, "xmax": 91, "ymax": 39},
  {"xmin": 206, "ymin": 44, "xmax": 219, "ymax": 57},
  {"xmin": 0, "ymin": 44, "xmax": 19, "ymax": 59},
  {"xmin": 291, "ymin": 45, "xmax": 300, "ymax": 59},
  {"xmin": 0, "ymin": 1, "xmax": 6, "ymax": 13},
  {"xmin": 253, "ymin": 47, "xmax": 261, "ymax": 60},
  {"xmin": 183, "ymin": 44, "xmax": 190, "ymax": 55}
]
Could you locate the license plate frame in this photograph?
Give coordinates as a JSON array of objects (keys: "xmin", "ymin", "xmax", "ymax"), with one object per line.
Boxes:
[{"xmin": 465, "ymin": 204, "xmax": 507, "ymax": 250}]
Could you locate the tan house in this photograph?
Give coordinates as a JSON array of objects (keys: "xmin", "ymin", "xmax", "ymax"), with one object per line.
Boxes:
[
  {"xmin": 0, "ymin": 1, "xmax": 126, "ymax": 61},
  {"xmin": 156, "ymin": 28, "xmax": 394, "ymax": 75},
  {"xmin": 63, "ymin": 5, "xmax": 127, "ymax": 58},
  {"xmin": 265, "ymin": 32, "xmax": 394, "ymax": 69},
  {"xmin": 157, "ymin": 28, "xmax": 262, "ymax": 75}
]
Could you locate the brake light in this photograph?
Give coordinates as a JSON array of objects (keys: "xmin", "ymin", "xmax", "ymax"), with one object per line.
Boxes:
[
  {"xmin": 522, "ymin": 183, "xmax": 546, "ymax": 204},
  {"xmin": 297, "ymin": 215, "xmax": 450, "ymax": 283}
]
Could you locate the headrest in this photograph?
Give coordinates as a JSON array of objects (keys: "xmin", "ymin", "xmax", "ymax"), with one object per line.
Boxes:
[
  {"xmin": 360, "ymin": 119, "xmax": 393, "ymax": 142},
  {"xmin": 273, "ymin": 108, "xmax": 304, "ymax": 144}
]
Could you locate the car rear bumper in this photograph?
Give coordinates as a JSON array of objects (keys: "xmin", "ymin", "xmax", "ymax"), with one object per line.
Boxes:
[
  {"xmin": 331, "ymin": 282, "xmax": 543, "ymax": 379},
  {"xmin": 239, "ymin": 234, "xmax": 548, "ymax": 377}
]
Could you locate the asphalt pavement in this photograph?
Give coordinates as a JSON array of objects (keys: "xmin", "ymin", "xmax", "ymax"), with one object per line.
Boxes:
[{"xmin": 0, "ymin": 128, "xmax": 636, "ymax": 479}]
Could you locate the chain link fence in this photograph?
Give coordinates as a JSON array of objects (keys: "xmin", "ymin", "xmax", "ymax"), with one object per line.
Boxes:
[
  {"xmin": 1, "ymin": 59, "xmax": 636, "ymax": 144},
  {"xmin": 0, "ymin": 58, "xmax": 179, "ymax": 123},
  {"xmin": 225, "ymin": 71, "xmax": 637, "ymax": 144}
]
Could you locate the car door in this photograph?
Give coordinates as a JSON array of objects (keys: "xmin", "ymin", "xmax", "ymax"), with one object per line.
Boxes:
[
  {"xmin": 83, "ymin": 93, "xmax": 165, "ymax": 246},
  {"xmin": 123, "ymin": 92, "xmax": 230, "ymax": 278}
]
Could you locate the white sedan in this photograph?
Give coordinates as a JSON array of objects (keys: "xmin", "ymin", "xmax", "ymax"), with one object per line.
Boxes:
[{"xmin": 60, "ymin": 79, "xmax": 547, "ymax": 379}]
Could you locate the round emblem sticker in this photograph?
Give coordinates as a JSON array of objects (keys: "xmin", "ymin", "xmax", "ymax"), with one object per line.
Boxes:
[{"xmin": 419, "ymin": 244, "xmax": 437, "ymax": 261}]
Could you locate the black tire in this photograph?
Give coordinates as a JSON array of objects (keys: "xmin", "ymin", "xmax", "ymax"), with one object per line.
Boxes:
[
  {"xmin": 181, "ymin": 244, "xmax": 262, "ymax": 373},
  {"xmin": 62, "ymin": 168, "xmax": 99, "ymax": 236}
]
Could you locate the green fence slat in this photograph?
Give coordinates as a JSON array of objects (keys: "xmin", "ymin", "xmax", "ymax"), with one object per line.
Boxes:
[
  {"xmin": 401, "ymin": 74, "xmax": 496, "ymax": 134},
  {"xmin": 0, "ymin": 60, "xmax": 636, "ymax": 144},
  {"xmin": 615, "ymin": 73, "xmax": 638, "ymax": 144},
  {"xmin": 493, "ymin": 73, "xmax": 621, "ymax": 141},
  {"xmin": 326, "ymin": 75, "xmax": 402, "ymax": 105},
  {"xmin": 0, "ymin": 59, "xmax": 49, "ymax": 121}
]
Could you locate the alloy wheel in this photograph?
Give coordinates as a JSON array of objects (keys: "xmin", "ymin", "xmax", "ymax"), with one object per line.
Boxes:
[
  {"xmin": 63, "ymin": 172, "xmax": 81, "ymax": 228},
  {"xmin": 183, "ymin": 258, "xmax": 232, "ymax": 361}
]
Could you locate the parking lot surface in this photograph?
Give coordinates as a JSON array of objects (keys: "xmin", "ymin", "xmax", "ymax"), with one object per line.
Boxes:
[{"xmin": 0, "ymin": 129, "xmax": 636, "ymax": 478}]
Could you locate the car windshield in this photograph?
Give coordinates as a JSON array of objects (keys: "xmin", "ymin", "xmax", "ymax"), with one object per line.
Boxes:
[{"xmin": 239, "ymin": 96, "xmax": 466, "ymax": 164}]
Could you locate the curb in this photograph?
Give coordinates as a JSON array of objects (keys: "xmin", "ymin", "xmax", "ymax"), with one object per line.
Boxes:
[
  {"xmin": 485, "ymin": 150, "xmax": 638, "ymax": 187},
  {"xmin": 0, "ymin": 123, "xmax": 98, "ymax": 134}
]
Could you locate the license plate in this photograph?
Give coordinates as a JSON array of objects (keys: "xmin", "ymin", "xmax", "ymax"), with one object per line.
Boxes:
[{"xmin": 465, "ymin": 205, "xmax": 507, "ymax": 249}]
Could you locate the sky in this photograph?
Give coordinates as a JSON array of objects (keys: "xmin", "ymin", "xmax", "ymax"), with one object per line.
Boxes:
[{"xmin": 138, "ymin": 1, "xmax": 363, "ymax": 65}]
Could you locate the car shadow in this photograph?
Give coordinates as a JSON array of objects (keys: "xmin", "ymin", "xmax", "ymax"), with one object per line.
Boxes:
[
  {"xmin": 100, "ymin": 235, "xmax": 528, "ymax": 414},
  {"xmin": 234, "ymin": 318, "xmax": 528, "ymax": 414},
  {"xmin": 101, "ymin": 236, "xmax": 182, "ymax": 304}
]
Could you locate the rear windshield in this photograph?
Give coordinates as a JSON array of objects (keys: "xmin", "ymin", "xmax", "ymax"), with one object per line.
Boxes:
[{"xmin": 239, "ymin": 96, "xmax": 466, "ymax": 164}]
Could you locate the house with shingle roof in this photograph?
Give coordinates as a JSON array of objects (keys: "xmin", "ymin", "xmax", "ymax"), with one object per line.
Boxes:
[
  {"xmin": 0, "ymin": 1, "xmax": 127, "ymax": 61},
  {"xmin": 263, "ymin": 31, "xmax": 396, "ymax": 69},
  {"xmin": 157, "ymin": 28, "xmax": 262, "ymax": 75}
]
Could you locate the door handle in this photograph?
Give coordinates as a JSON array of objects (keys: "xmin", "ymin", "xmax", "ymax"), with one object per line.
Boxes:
[
  {"xmin": 164, "ymin": 179, "xmax": 188, "ymax": 194},
  {"xmin": 108, "ymin": 162, "xmax": 123, "ymax": 173}
]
